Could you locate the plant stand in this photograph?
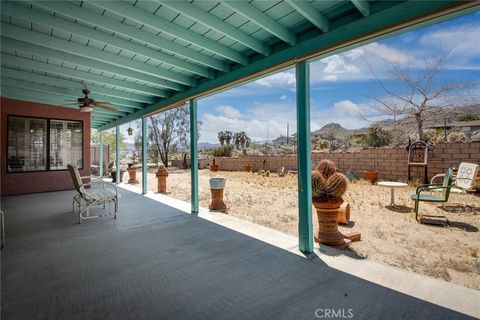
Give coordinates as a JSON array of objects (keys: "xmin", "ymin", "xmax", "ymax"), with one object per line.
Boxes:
[
  {"xmin": 156, "ymin": 166, "xmax": 169, "ymax": 193},
  {"xmin": 209, "ymin": 178, "xmax": 227, "ymax": 212},
  {"xmin": 313, "ymin": 199, "xmax": 348, "ymax": 248},
  {"xmin": 127, "ymin": 168, "xmax": 138, "ymax": 184}
]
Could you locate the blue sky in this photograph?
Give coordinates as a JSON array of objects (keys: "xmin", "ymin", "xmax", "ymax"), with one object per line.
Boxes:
[{"xmin": 122, "ymin": 12, "xmax": 480, "ymax": 145}]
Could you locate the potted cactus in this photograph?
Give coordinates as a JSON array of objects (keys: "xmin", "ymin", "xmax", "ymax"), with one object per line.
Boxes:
[
  {"xmin": 312, "ymin": 160, "xmax": 349, "ymax": 247},
  {"xmin": 210, "ymin": 158, "xmax": 219, "ymax": 172}
]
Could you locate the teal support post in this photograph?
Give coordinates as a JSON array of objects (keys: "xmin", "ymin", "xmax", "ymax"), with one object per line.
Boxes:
[
  {"xmin": 99, "ymin": 131, "xmax": 104, "ymax": 177},
  {"xmin": 142, "ymin": 117, "xmax": 148, "ymax": 194},
  {"xmin": 189, "ymin": 99, "xmax": 199, "ymax": 213},
  {"xmin": 296, "ymin": 61, "xmax": 314, "ymax": 254},
  {"xmin": 115, "ymin": 126, "xmax": 120, "ymax": 184}
]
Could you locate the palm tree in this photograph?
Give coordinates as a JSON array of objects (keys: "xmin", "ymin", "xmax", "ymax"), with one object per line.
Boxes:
[
  {"xmin": 224, "ymin": 131, "xmax": 233, "ymax": 146},
  {"xmin": 234, "ymin": 131, "xmax": 250, "ymax": 149},
  {"xmin": 217, "ymin": 131, "xmax": 226, "ymax": 146}
]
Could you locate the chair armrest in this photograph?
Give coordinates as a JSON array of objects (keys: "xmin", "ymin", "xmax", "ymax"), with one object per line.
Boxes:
[
  {"xmin": 94, "ymin": 181, "xmax": 119, "ymax": 198},
  {"xmin": 416, "ymin": 185, "xmax": 450, "ymax": 196},
  {"xmin": 430, "ymin": 174, "xmax": 445, "ymax": 184},
  {"xmin": 416, "ymin": 183, "xmax": 442, "ymax": 193}
]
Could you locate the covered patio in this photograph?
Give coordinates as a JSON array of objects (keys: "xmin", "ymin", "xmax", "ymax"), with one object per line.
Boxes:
[
  {"xmin": 1, "ymin": 1, "xmax": 480, "ymax": 318},
  {"xmin": 2, "ymin": 185, "xmax": 479, "ymax": 319}
]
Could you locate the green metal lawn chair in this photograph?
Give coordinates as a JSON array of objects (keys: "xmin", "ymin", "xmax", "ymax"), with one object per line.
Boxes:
[{"xmin": 410, "ymin": 168, "xmax": 453, "ymax": 224}]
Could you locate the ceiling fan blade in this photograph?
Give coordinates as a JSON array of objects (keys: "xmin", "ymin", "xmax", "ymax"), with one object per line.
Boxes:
[
  {"xmin": 95, "ymin": 104, "xmax": 117, "ymax": 112},
  {"xmin": 64, "ymin": 102, "xmax": 80, "ymax": 105},
  {"xmin": 95, "ymin": 101, "xmax": 112, "ymax": 105}
]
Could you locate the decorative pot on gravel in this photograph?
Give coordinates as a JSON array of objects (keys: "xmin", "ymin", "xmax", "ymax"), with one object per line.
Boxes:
[
  {"xmin": 244, "ymin": 164, "xmax": 252, "ymax": 172},
  {"xmin": 210, "ymin": 158, "xmax": 219, "ymax": 172},
  {"xmin": 209, "ymin": 177, "xmax": 227, "ymax": 212},
  {"xmin": 127, "ymin": 164, "xmax": 138, "ymax": 184},
  {"xmin": 337, "ymin": 202, "xmax": 350, "ymax": 225},
  {"xmin": 156, "ymin": 164, "xmax": 169, "ymax": 193},
  {"xmin": 312, "ymin": 160, "xmax": 349, "ymax": 248},
  {"xmin": 364, "ymin": 170, "xmax": 379, "ymax": 185}
]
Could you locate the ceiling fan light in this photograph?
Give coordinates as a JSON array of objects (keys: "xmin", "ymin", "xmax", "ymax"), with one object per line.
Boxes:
[{"xmin": 80, "ymin": 106, "xmax": 94, "ymax": 113}]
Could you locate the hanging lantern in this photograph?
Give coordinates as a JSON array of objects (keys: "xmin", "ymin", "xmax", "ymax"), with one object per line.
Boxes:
[{"xmin": 127, "ymin": 127, "xmax": 133, "ymax": 136}]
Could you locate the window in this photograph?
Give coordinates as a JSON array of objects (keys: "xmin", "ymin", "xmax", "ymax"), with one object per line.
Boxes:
[
  {"xmin": 7, "ymin": 116, "xmax": 83, "ymax": 172},
  {"xmin": 50, "ymin": 120, "xmax": 83, "ymax": 170},
  {"xmin": 8, "ymin": 117, "xmax": 47, "ymax": 172}
]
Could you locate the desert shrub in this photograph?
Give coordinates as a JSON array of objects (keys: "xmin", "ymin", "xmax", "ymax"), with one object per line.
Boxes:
[
  {"xmin": 365, "ymin": 126, "xmax": 393, "ymax": 147},
  {"xmin": 471, "ymin": 130, "xmax": 480, "ymax": 142},
  {"xmin": 447, "ymin": 131, "xmax": 466, "ymax": 142},
  {"xmin": 423, "ymin": 129, "xmax": 444, "ymax": 143},
  {"xmin": 458, "ymin": 114, "xmax": 480, "ymax": 121},
  {"xmin": 329, "ymin": 136, "xmax": 350, "ymax": 151},
  {"xmin": 212, "ymin": 145, "xmax": 234, "ymax": 157},
  {"xmin": 314, "ymin": 139, "xmax": 330, "ymax": 150}
]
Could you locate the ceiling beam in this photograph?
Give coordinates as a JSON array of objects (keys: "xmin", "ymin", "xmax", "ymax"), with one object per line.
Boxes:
[
  {"xmin": 157, "ymin": 0, "xmax": 270, "ymax": 56},
  {"xmin": 0, "ymin": 53, "xmax": 168, "ymax": 97},
  {"xmin": 351, "ymin": 0, "xmax": 370, "ymax": 17},
  {"xmin": 91, "ymin": 1, "xmax": 248, "ymax": 65},
  {"xmin": 285, "ymin": 0, "xmax": 330, "ymax": 32},
  {"xmin": 1, "ymin": 68, "xmax": 155, "ymax": 104},
  {"xmin": 222, "ymin": 0, "xmax": 297, "ymax": 46},
  {"xmin": 1, "ymin": 78, "xmax": 143, "ymax": 111},
  {"xmin": 36, "ymin": 1, "xmax": 229, "ymax": 73},
  {"xmin": 33, "ymin": 1, "xmax": 229, "ymax": 73},
  {"xmin": 1, "ymin": 24, "xmax": 190, "ymax": 90},
  {"xmin": 3, "ymin": 1, "xmax": 214, "ymax": 79}
]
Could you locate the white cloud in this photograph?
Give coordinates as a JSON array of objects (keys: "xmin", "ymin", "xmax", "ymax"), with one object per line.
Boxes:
[
  {"xmin": 323, "ymin": 55, "xmax": 361, "ymax": 74},
  {"xmin": 215, "ymin": 105, "xmax": 241, "ymax": 118},
  {"xmin": 363, "ymin": 42, "xmax": 413, "ymax": 64},
  {"xmin": 419, "ymin": 23, "xmax": 480, "ymax": 59},
  {"xmin": 310, "ymin": 41, "xmax": 414, "ymax": 83},
  {"xmin": 254, "ymin": 71, "xmax": 296, "ymax": 88},
  {"xmin": 280, "ymin": 94, "xmax": 287, "ymax": 100},
  {"xmin": 332, "ymin": 100, "xmax": 360, "ymax": 115}
]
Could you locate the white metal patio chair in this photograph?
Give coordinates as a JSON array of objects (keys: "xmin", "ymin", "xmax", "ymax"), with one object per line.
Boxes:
[
  {"xmin": 430, "ymin": 162, "xmax": 479, "ymax": 193},
  {"xmin": 68, "ymin": 164, "xmax": 119, "ymax": 224}
]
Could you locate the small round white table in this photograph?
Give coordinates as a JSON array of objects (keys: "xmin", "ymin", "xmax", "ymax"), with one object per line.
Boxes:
[{"xmin": 377, "ymin": 181, "xmax": 408, "ymax": 206}]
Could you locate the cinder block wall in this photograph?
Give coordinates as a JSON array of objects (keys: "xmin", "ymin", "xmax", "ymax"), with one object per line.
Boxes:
[{"xmin": 210, "ymin": 142, "xmax": 480, "ymax": 182}]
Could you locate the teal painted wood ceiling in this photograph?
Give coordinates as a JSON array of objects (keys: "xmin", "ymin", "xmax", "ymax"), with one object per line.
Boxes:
[{"xmin": 0, "ymin": 0, "xmax": 478, "ymax": 129}]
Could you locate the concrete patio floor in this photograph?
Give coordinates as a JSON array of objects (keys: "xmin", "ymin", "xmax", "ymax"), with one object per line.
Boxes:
[{"xmin": 1, "ymin": 186, "xmax": 479, "ymax": 320}]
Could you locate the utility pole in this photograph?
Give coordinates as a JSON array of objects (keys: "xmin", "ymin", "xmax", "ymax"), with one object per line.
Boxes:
[{"xmin": 286, "ymin": 123, "xmax": 289, "ymax": 145}]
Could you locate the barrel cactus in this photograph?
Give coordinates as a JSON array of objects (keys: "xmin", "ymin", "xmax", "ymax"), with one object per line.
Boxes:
[
  {"xmin": 316, "ymin": 159, "xmax": 336, "ymax": 179},
  {"xmin": 312, "ymin": 171, "xmax": 327, "ymax": 200},
  {"xmin": 325, "ymin": 173, "xmax": 348, "ymax": 199},
  {"xmin": 312, "ymin": 159, "xmax": 348, "ymax": 201}
]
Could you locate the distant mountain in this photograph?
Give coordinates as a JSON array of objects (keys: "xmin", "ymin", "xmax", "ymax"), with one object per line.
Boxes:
[
  {"xmin": 311, "ymin": 123, "xmax": 352, "ymax": 137},
  {"xmin": 373, "ymin": 104, "xmax": 480, "ymax": 135},
  {"xmin": 198, "ymin": 142, "xmax": 219, "ymax": 149},
  {"xmin": 274, "ymin": 105, "xmax": 480, "ymax": 142}
]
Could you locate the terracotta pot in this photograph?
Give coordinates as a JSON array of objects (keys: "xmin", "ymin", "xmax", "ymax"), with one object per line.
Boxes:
[
  {"xmin": 209, "ymin": 178, "xmax": 227, "ymax": 212},
  {"xmin": 210, "ymin": 159, "xmax": 219, "ymax": 172},
  {"xmin": 156, "ymin": 167, "xmax": 169, "ymax": 193},
  {"xmin": 364, "ymin": 170, "xmax": 379, "ymax": 184},
  {"xmin": 244, "ymin": 165, "xmax": 252, "ymax": 172},
  {"xmin": 337, "ymin": 202, "xmax": 350, "ymax": 225},
  {"xmin": 313, "ymin": 199, "xmax": 345, "ymax": 247},
  {"xmin": 127, "ymin": 168, "xmax": 138, "ymax": 184}
]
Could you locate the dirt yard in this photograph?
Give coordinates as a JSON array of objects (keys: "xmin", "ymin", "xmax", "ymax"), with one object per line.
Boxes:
[{"xmin": 135, "ymin": 168, "xmax": 480, "ymax": 290}]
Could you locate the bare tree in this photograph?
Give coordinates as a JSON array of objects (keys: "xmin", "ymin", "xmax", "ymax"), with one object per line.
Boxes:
[
  {"xmin": 364, "ymin": 52, "xmax": 475, "ymax": 141},
  {"xmin": 149, "ymin": 106, "xmax": 189, "ymax": 167}
]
